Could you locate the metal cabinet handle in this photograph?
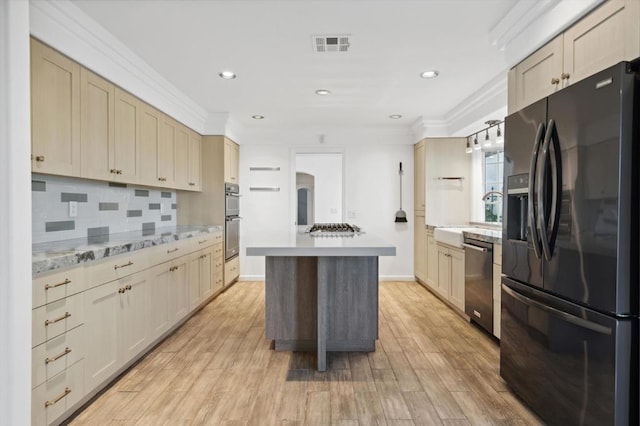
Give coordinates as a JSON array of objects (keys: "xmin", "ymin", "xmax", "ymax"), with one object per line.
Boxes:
[
  {"xmin": 45, "ymin": 347, "xmax": 72, "ymax": 364},
  {"xmin": 167, "ymin": 248, "xmax": 179, "ymax": 254},
  {"xmin": 117, "ymin": 170, "xmax": 123, "ymax": 175},
  {"xmin": 110, "ymin": 168, "xmax": 117, "ymax": 174},
  {"xmin": 551, "ymin": 77, "xmax": 560, "ymax": 85},
  {"xmin": 561, "ymin": 72, "xmax": 570, "ymax": 80},
  {"xmin": 44, "ymin": 388, "xmax": 71, "ymax": 408},
  {"xmin": 118, "ymin": 288, "xmax": 125, "ymax": 293},
  {"xmin": 170, "ymin": 265, "xmax": 180, "ymax": 272},
  {"xmin": 125, "ymin": 285, "xmax": 132, "ymax": 290},
  {"xmin": 45, "ymin": 278, "xmax": 71, "ymax": 291},
  {"xmin": 45, "ymin": 312, "xmax": 71, "ymax": 326},
  {"xmin": 198, "ymin": 240, "xmax": 207, "ymax": 244},
  {"xmin": 114, "ymin": 261, "xmax": 134, "ymax": 270},
  {"xmin": 188, "ymin": 182, "xmax": 196, "ymax": 186},
  {"xmin": 35, "ymin": 155, "xmax": 45, "ymax": 162}
]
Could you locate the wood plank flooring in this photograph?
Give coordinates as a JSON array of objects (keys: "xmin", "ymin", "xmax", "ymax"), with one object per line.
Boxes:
[{"xmin": 69, "ymin": 281, "xmax": 543, "ymax": 425}]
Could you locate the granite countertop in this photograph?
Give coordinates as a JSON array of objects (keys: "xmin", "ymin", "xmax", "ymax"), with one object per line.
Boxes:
[
  {"xmin": 462, "ymin": 228, "xmax": 502, "ymax": 245},
  {"xmin": 246, "ymin": 227, "xmax": 396, "ymax": 257},
  {"xmin": 33, "ymin": 225, "xmax": 223, "ymax": 275}
]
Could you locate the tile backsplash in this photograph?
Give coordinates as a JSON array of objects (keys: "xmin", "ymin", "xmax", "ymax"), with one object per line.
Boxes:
[{"xmin": 32, "ymin": 174, "xmax": 177, "ymax": 244}]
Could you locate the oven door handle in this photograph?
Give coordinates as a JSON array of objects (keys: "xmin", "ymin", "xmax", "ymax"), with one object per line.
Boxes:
[
  {"xmin": 462, "ymin": 243, "xmax": 491, "ymax": 253},
  {"xmin": 226, "ymin": 216, "xmax": 242, "ymax": 221},
  {"xmin": 225, "ymin": 193, "xmax": 242, "ymax": 197}
]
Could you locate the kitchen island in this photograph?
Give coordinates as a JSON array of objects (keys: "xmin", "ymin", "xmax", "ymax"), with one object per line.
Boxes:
[{"xmin": 246, "ymin": 226, "xmax": 396, "ymax": 371}]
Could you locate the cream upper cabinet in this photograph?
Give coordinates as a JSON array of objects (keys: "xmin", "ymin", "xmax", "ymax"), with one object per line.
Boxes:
[
  {"xmin": 187, "ymin": 130, "xmax": 202, "ymax": 190},
  {"xmin": 563, "ymin": 0, "xmax": 639, "ymax": 86},
  {"xmin": 174, "ymin": 124, "xmax": 190, "ymax": 189},
  {"xmin": 31, "ymin": 38, "xmax": 81, "ymax": 176},
  {"xmin": 113, "ymin": 88, "xmax": 140, "ymax": 182},
  {"xmin": 158, "ymin": 115, "xmax": 177, "ymax": 186},
  {"xmin": 139, "ymin": 102, "xmax": 161, "ymax": 185},
  {"xmin": 414, "ymin": 141, "xmax": 425, "ymax": 213},
  {"xmin": 509, "ymin": 0, "xmax": 640, "ymax": 113},
  {"xmin": 511, "ymin": 35, "xmax": 563, "ymax": 114},
  {"xmin": 80, "ymin": 69, "xmax": 115, "ymax": 181},
  {"xmin": 224, "ymin": 138, "xmax": 239, "ymax": 183}
]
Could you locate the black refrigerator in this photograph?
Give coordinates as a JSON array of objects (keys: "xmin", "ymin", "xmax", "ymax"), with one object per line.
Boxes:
[{"xmin": 501, "ymin": 61, "xmax": 639, "ymax": 425}]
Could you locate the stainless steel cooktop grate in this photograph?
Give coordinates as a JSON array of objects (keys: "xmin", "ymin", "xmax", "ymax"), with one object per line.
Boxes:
[{"xmin": 307, "ymin": 223, "xmax": 361, "ymax": 233}]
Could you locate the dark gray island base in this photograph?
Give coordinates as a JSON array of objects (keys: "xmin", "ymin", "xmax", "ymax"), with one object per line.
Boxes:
[
  {"xmin": 265, "ymin": 256, "xmax": 378, "ymax": 371},
  {"xmin": 246, "ymin": 228, "xmax": 396, "ymax": 371}
]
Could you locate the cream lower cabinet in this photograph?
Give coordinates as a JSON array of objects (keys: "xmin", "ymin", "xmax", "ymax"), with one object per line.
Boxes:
[
  {"xmin": 414, "ymin": 214, "xmax": 427, "ymax": 282},
  {"xmin": 170, "ymin": 256, "xmax": 190, "ymax": 322},
  {"xmin": 426, "ymin": 231, "xmax": 437, "ymax": 288},
  {"xmin": 224, "ymin": 256, "xmax": 240, "ymax": 286},
  {"xmin": 435, "ymin": 243, "xmax": 465, "ymax": 312},
  {"xmin": 84, "ymin": 271, "xmax": 149, "ymax": 393}
]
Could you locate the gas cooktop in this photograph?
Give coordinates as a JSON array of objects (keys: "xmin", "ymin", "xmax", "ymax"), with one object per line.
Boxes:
[{"xmin": 306, "ymin": 223, "xmax": 362, "ymax": 235}]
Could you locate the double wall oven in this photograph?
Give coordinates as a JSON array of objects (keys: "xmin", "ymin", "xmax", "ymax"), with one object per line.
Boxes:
[{"xmin": 225, "ymin": 183, "xmax": 240, "ymax": 260}]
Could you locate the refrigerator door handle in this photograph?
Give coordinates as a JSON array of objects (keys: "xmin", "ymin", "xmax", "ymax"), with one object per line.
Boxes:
[
  {"xmin": 502, "ymin": 284, "xmax": 612, "ymax": 335},
  {"xmin": 547, "ymin": 119, "xmax": 562, "ymax": 258},
  {"xmin": 538, "ymin": 120, "xmax": 553, "ymax": 261},
  {"xmin": 528, "ymin": 122, "xmax": 545, "ymax": 260}
]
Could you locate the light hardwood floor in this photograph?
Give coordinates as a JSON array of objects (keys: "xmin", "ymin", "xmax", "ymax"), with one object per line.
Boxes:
[{"xmin": 69, "ymin": 281, "xmax": 543, "ymax": 425}]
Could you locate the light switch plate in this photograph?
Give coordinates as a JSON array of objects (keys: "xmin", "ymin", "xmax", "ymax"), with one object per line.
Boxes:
[{"xmin": 69, "ymin": 201, "xmax": 78, "ymax": 217}]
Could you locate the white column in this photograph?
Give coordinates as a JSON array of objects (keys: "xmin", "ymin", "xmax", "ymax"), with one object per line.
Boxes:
[{"xmin": 0, "ymin": 0, "xmax": 32, "ymax": 425}]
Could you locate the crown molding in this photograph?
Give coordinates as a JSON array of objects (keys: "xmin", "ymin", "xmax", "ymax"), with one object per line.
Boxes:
[
  {"xmin": 29, "ymin": 0, "xmax": 209, "ymax": 133},
  {"xmin": 490, "ymin": 0, "xmax": 605, "ymax": 67}
]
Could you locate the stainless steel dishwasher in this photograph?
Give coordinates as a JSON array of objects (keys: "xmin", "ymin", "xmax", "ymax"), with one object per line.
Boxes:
[{"xmin": 463, "ymin": 237, "xmax": 493, "ymax": 334}]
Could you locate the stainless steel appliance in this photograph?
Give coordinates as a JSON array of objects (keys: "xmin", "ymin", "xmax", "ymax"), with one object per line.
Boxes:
[
  {"xmin": 463, "ymin": 237, "xmax": 493, "ymax": 334},
  {"xmin": 225, "ymin": 183, "xmax": 240, "ymax": 260},
  {"xmin": 501, "ymin": 62, "xmax": 639, "ymax": 425}
]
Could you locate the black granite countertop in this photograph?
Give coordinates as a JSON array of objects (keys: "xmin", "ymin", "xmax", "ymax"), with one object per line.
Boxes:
[{"xmin": 32, "ymin": 225, "xmax": 223, "ymax": 275}]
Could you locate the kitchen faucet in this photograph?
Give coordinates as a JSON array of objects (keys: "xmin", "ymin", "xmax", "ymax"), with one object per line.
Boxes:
[{"xmin": 482, "ymin": 191, "xmax": 503, "ymax": 202}]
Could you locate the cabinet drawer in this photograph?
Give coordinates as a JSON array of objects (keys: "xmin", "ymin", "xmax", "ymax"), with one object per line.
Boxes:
[
  {"xmin": 85, "ymin": 252, "xmax": 148, "ymax": 290},
  {"xmin": 145, "ymin": 239, "xmax": 191, "ymax": 265},
  {"xmin": 189, "ymin": 232, "xmax": 221, "ymax": 251},
  {"xmin": 32, "ymin": 325, "xmax": 84, "ymax": 389},
  {"xmin": 213, "ymin": 243, "xmax": 224, "ymax": 260},
  {"xmin": 33, "ymin": 292, "xmax": 84, "ymax": 348},
  {"xmin": 32, "ymin": 359, "xmax": 84, "ymax": 426},
  {"xmin": 224, "ymin": 256, "xmax": 239, "ymax": 286},
  {"xmin": 33, "ymin": 267, "xmax": 85, "ymax": 309}
]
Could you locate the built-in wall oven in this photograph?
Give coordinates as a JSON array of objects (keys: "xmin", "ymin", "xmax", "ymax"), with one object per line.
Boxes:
[{"xmin": 225, "ymin": 183, "xmax": 240, "ymax": 260}]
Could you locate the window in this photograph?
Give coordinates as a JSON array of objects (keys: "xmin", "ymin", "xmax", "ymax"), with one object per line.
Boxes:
[{"xmin": 483, "ymin": 150, "xmax": 503, "ymax": 223}]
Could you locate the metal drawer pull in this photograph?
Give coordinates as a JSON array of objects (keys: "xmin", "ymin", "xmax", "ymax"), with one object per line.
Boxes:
[
  {"xmin": 35, "ymin": 155, "xmax": 45, "ymax": 162},
  {"xmin": 551, "ymin": 77, "xmax": 560, "ymax": 85},
  {"xmin": 189, "ymin": 182, "xmax": 196, "ymax": 186},
  {"xmin": 45, "ymin": 312, "xmax": 71, "ymax": 326},
  {"xmin": 462, "ymin": 243, "xmax": 489, "ymax": 253},
  {"xmin": 45, "ymin": 278, "xmax": 71, "ymax": 290},
  {"xmin": 114, "ymin": 261, "xmax": 134, "ymax": 270},
  {"xmin": 45, "ymin": 347, "xmax": 71, "ymax": 364},
  {"xmin": 44, "ymin": 387, "xmax": 71, "ymax": 408},
  {"xmin": 125, "ymin": 285, "xmax": 132, "ymax": 290},
  {"xmin": 167, "ymin": 248, "xmax": 179, "ymax": 253}
]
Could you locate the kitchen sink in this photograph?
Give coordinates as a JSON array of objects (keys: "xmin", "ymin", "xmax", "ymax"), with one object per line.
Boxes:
[{"xmin": 433, "ymin": 227, "xmax": 476, "ymax": 248}]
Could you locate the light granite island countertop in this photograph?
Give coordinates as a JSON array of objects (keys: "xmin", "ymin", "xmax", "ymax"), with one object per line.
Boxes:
[
  {"xmin": 247, "ymin": 226, "xmax": 396, "ymax": 372},
  {"xmin": 33, "ymin": 225, "xmax": 223, "ymax": 275}
]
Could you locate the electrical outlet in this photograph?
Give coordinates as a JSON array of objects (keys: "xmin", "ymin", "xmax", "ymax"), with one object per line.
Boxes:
[{"xmin": 69, "ymin": 201, "xmax": 78, "ymax": 217}]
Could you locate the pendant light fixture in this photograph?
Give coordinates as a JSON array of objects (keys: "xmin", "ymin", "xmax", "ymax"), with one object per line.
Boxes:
[
  {"xmin": 496, "ymin": 123, "xmax": 504, "ymax": 144},
  {"xmin": 473, "ymin": 133, "xmax": 480, "ymax": 150},
  {"xmin": 484, "ymin": 128, "xmax": 491, "ymax": 147}
]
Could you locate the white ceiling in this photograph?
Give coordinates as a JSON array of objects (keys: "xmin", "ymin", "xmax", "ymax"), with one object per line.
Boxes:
[{"xmin": 70, "ymin": 0, "xmax": 517, "ymax": 134}]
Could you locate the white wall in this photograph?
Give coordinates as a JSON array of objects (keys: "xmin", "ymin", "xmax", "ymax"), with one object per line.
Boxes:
[
  {"xmin": 0, "ymin": 1, "xmax": 32, "ymax": 424},
  {"xmin": 239, "ymin": 140, "xmax": 415, "ymax": 281},
  {"xmin": 296, "ymin": 153, "xmax": 343, "ymax": 223}
]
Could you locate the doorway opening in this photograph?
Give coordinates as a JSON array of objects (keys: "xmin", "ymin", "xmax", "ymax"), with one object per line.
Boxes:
[{"xmin": 294, "ymin": 152, "xmax": 343, "ymax": 225}]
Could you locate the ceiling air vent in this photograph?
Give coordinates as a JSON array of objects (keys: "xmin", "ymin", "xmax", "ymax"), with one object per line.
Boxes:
[{"xmin": 312, "ymin": 35, "xmax": 351, "ymax": 53}]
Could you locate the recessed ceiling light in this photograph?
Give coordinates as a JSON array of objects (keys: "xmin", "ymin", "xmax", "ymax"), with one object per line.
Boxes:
[
  {"xmin": 252, "ymin": 115, "xmax": 264, "ymax": 120},
  {"xmin": 315, "ymin": 89, "xmax": 331, "ymax": 95},
  {"xmin": 219, "ymin": 71, "xmax": 237, "ymax": 80},
  {"xmin": 420, "ymin": 70, "xmax": 439, "ymax": 79},
  {"xmin": 389, "ymin": 114, "xmax": 402, "ymax": 119}
]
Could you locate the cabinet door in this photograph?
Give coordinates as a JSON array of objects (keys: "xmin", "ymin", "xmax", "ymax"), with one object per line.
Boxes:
[
  {"xmin": 514, "ymin": 35, "xmax": 563, "ymax": 111},
  {"xmin": 200, "ymin": 246, "xmax": 215, "ymax": 301},
  {"xmin": 188, "ymin": 252, "xmax": 201, "ymax": 310},
  {"xmin": 426, "ymin": 234, "xmax": 438, "ymax": 289},
  {"xmin": 174, "ymin": 124, "xmax": 190, "ymax": 189},
  {"xmin": 224, "ymin": 138, "xmax": 239, "ymax": 183},
  {"xmin": 31, "ymin": 38, "xmax": 81, "ymax": 176},
  {"xmin": 414, "ymin": 141, "xmax": 425, "ymax": 212},
  {"xmin": 80, "ymin": 68, "xmax": 115, "ymax": 181},
  {"xmin": 187, "ymin": 131, "xmax": 202, "ymax": 190},
  {"xmin": 436, "ymin": 246, "xmax": 450, "ymax": 298},
  {"xmin": 449, "ymin": 248, "xmax": 465, "ymax": 311},
  {"xmin": 139, "ymin": 103, "xmax": 161, "ymax": 186},
  {"xmin": 148, "ymin": 263, "xmax": 171, "ymax": 340},
  {"xmin": 84, "ymin": 280, "xmax": 120, "ymax": 392},
  {"xmin": 113, "ymin": 88, "xmax": 140, "ymax": 182},
  {"xmin": 158, "ymin": 115, "xmax": 177, "ymax": 186},
  {"xmin": 119, "ymin": 272, "xmax": 148, "ymax": 364},
  {"xmin": 170, "ymin": 257, "xmax": 189, "ymax": 322},
  {"xmin": 414, "ymin": 214, "xmax": 426, "ymax": 282},
  {"xmin": 563, "ymin": 0, "xmax": 638, "ymax": 87}
]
